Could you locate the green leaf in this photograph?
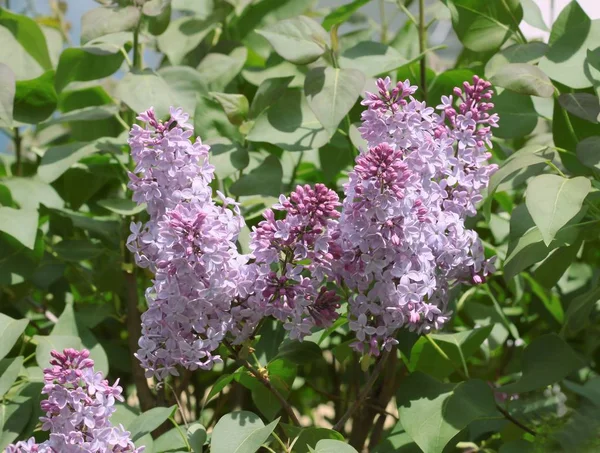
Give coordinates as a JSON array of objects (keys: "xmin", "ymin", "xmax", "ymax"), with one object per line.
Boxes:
[
  {"xmin": 504, "ymin": 204, "xmax": 582, "ymax": 280},
  {"xmin": 211, "ymin": 411, "xmax": 278, "ymax": 453},
  {"xmin": 54, "ymin": 239, "xmax": 104, "ymax": 261},
  {"xmin": 197, "ymin": 47, "xmax": 248, "ymax": 92},
  {"xmin": 0, "ymin": 357, "xmax": 23, "ymax": 398},
  {"xmin": 338, "ymin": 41, "xmax": 405, "ymax": 77},
  {"xmin": 0, "ymin": 314, "xmax": 27, "ymax": 361},
  {"xmin": 275, "ymin": 340, "xmax": 322, "ymax": 365},
  {"xmin": 205, "ymin": 374, "xmax": 235, "ymax": 405},
  {"xmin": 0, "ymin": 8, "xmax": 52, "ymax": 71},
  {"xmin": 409, "ymin": 326, "xmax": 493, "ymax": 379},
  {"xmin": 532, "ymin": 241, "xmax": 581, "ymax": 289},
  {"xmin": 499, "ymin": 334, "xmax": 583, "ymax": 393},
  {"xmin": 0, "ymin": 63, "xmax": 15, "ymax": 127},
  {"xmin": 0, "ymin": 207, "xmax": 39, "ymax": 250},
  {"xmin": 322, "ymin": 0, "xmax": 371, "ymax": 31},
  {"xmin": 446, "ymin": 0, "xmax": 523, "ymax": 53},
  {"xmin": 39, "ymin": 140, "xmax": 112, "ymax": 183},
  {"xmin": 576, "ymin": 136, "xmax": 600, "ymax": 170},
  {"xmin": 485, "ymin": 42, "xmax": 548, "ymax": 79},
  {"xmin": 283, "ymin": 426, "xmax": 344, "ymax": 453},
  {"xmin": 251, "ymin": 359, "xmax": 296, "ymax": 420},
  {"xmin": 493, "ymin": 89, "xmax": 539, "ymax": 139},
  {"xmin": 538, "ymin": 2, "xmax": 600, "ymax": 89},
  {"xmin": 247, "ymin": 89, "xmax": 329, "ymax": 151},
  {"xmin": 188, "ymin": 422, "xmax": 207, "ymax": 452},
  {"xmin": 561, "ymin": 286, "xmax": 600, "ymax": 336},
  {"xmin": 304, "ymin": 67, "xmax": 365, "ymax": 136},
  {"xmin": 98, "ymin": 198, "xmax": 147, "ymax": 216},
  {"xmin": 249, "ymin": 76, "xmax": 294, "ymax": 119},
  {"xmin": 558, "ymin": 93, "xmax": 600, "ymax": 123},
  {"xmin": 243, "ymin": 59, "xmax": 306, "ymax": 88},
  {"xmin": 428, "ymin": 69, "xmax": 476, "ymax": 106},
  {"xmin": 210, "ymin": 92, "xmax": 249, "ymax": 126},
  {"xmin": 256, "ymin": 16, "xmax": 330, "ymax": 65},
  {"xmin": 154, "ymin": 427, "xmax": 188, "ymax": 453},
  {"xmin": 521, "ymin": 0, "xmax": 548, "ymax": 31},
  {"xmin": 34, "ymin": 335, "xmax": 83, "ymax": 368},
  {"xmin": 129, "ymin": 405, "xmax": 177, "ymax": 443},
  {"xmin": 117, "ymin": 69, "xmax": 179, "ymax": 119},
  {"xmin": 312, "ymin": 440, "xmax": 358, "ymax": 453},
  {"xmin": 42, "ymin": 104, "xmax": 119, "ymax": 127},
  {"xmin": 157, "ymin": 16, "xmax": 217, "ymax": 65},
  {"xmin": 55, "ymin": 47, "xmax": 125, "ymax": 93},
  {"xmin": 490, "ymin": 63, "xmax": 554, "ymax": 98},
  {"xmin": 525, "ymin": 175, "xmax": 592, "ymax": 246},
  {"xmin": 209, "ymin": 138, "xmax": 249, "ymax": 179},
  {"xmin": 13, "ymin": 70, "xmax": 57, "ymax": 124},
  {"xmin": 0, "ymin": 396, "xmax": 32, "ymax": 451},
  {"xmin": 194, "ymin": 95, "xmax": 241, "ymax": 142},
  {"xmin": 158, "ymin": 65, "xmax": 209, "ymax": 115},
  {"xmin": 397, "ymin": 373, "xmax": 498, "ymax": 453},
  {"xmin": 230, "ymin": 155, "xmax": 282, "ymax": 197},
  {"xmin": 1, "ymin": 177, "xmax": 64, "ymax": 210},
  {"xmin": 522, "ymin": 273, "xmax": 565, "ymax": 323},
  {"xmin": 143, "ymin": 0, "xmax": 171, "ymax": 16},
  {"xmin": 81, "ymin": 5, "xmax": 141, "ymax": 44}
]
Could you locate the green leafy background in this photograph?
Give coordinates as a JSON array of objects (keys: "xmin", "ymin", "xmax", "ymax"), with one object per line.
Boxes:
[{"xmin": 1, "ymin": 0, "xmax": 600, "ymax": 452}]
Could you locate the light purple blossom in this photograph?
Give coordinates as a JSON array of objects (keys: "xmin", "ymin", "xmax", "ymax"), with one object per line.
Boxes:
[
  {"xmin": 335, "ymin": 75, "xmax": 498, "ymax": 354},
  {"xmin": 6, "ymin": 349, "xmax": 141, "ymax": 453}
]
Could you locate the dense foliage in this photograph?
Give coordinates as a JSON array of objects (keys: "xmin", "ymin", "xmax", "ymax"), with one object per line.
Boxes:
[{"xmin": 1, "ymin": 0, "xmax": 600, "ymax": 452}]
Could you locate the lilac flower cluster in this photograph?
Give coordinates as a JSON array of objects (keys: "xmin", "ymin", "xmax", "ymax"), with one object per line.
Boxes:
[
  {"xmin": 244, "ymin": 184, "xmax": 342, "ymax": 340},
  {"xmin": 6, "ymin": 349, "xmax": 141, "ymax": 453},
  {"xmin": 127, "ymin": 107, "xmax": 250, "ymax": 379},
  {"xmin": 128, "ymin": 74, "xmax": 498, "ymax": 374},
  {"xmin": 335, "ymin": 76, "xmax": 497, "ymax": 354}
]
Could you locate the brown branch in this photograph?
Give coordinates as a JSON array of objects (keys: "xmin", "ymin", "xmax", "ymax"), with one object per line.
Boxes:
[
  {"xmin": 224, "ymin": 341, "xmax": 301, "ymax": 426},
  {"xmin": 124, "ymin": 270, "xmax": 156, "ymax": 412},
  {"xmin": 332, "ymin": 349, "xmax": 391, "ymax": 432},
  {"xmin": 496, "ymin": 403, "xmax": 537, "ymax": 436}
]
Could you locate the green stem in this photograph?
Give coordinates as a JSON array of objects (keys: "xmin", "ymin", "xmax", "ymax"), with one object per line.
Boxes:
[
  {"xmin": 397, "ymin": 1, "xmax": 418, "ymax": 26},
  {"xmin": 22, "ymin": 351, "xmax": 36, "ymax": 364},
  {"xmin": 418, "ymin": 0, "xmax": 427, "ymax": 102},
  {"xmin": 261, "ymin": 445, "xmax": 277, "ymax": 453},
  {"xmin": 271, "ymin": 432, "xmax": 289, "ymax": 453},
  {"xmin": 132, "ymin": 18, "xmax": 143, "ymax": 71},
  {"xmin": 379, "ymin": 0, "xmax": 388, "ymax": 43},
  {"xmin": 547, "ymin": 161, "xmax": 567, "ymax": 178},
  {"xmin": 169, "ymin": 417, "xmax": 192, "ymax": 452},
  {"xmin": 500, "ymin": 0, "xmax": 527, "ymax": 43},
  {"xmin": 14, "ymin": 127, "xmax": 22, "ymax": 176}
]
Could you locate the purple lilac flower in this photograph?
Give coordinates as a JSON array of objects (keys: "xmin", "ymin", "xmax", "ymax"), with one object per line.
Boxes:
[
  {"xmin": 6, "ymin": 349, "xmax": 141, "ymax": 453},
  {"xmin": 242, "ymin": 184, "xmax": 342, "ymax": 341},
  {"xmin": 127, "ymin": 107, "xmax": 250, "ymax": 379},
  {"xmin": 336, "ymin": 76, "xmax": 498, "ymax": 354}
]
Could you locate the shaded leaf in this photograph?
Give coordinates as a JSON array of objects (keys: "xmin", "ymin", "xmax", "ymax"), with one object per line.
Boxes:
[
  {"xmin": 0, "ymin": 396, "xmax": 32, "ymax": 451},
  {"xmin": 576, "ymin": 136, "xmax": 600, "ymax": 170},
  {"xmin": 561, "ymin": 287, "xmax": 600, "ymax": 337},
  {"xmin": 499, "ymin": 334, "xmax": 583, "ymax": 393},
  {"xmin": 13, "ymin": 70, "xmax": 57, "ymax": 124},
  {"xmin": 558, "ymin": 93, "xmax": 600, "ymax": 123},
  {"xmin": 210, "ymin": 92, "xmax": 249, "ymax": 126},
  {"xmin": 211, "ymin": 411, "xmax": 278, "ymax": 453},
  {"xmin": 0, "ymin": 63, "xmax": 15, "ymax": 127},
  {"xmin": 256, "ymin": 16, "xmax": 330, "ymax": 65},
  {"xmin": 55, "ymin": 47, "xmax": 124, "ymax": 93},
  {"xmin": 490, "ymin": 63, "xmax": 554, "ymax": 98},
  {"xmin": 446, "ymin": 0, "xmax": 523, "ymax": 52},
  {"xmin": 81, "ymin": 6, "xmax": 140, "ymax": 44},
  {"xmin": 188, "ymin": 423, "xmax": 207, "ymax": 452},
  {"xmin": 249, "ymin": 76, "xmax": 294, "ymax": 119},
  {"xmin": 0, "ymin": 207, "xmax": 39, "ymax": 250},
  {"xmin": 247, "ymin": 89, "xmax": 329, "ymax": 151},
  {"xmin": 197, "ymin": 48, "xmax": 247, "ymax": 92},
  {"xmin": 230, "ymin": 155, "xmax": 282, "ymax": 197},
  {"xmin": 398, "ymin": 373, "xmax": 498, "ymax": 453},
  {"xmin": 304, "ymin": 66, "xmax": 365, "ymax": 135},
  {"xmin": 129, "ymin": 405, "xmax": 177, "ymax": 443},
  {"xmin": 0, "ymin": 314, "xmax": 28, "ymax": 361},
  {"xmin": 485, "ymin": 42, "xmax": 548, "ymax": 79},
  {"xmin": 338, "ymin": 41, "xmax": 404, "ymax": 77},
  {"xmin": 157, "ymin": 17, "xmax": 217, "ymax": 65},
  {"xmin": 0, "ymin": 357, "xmax": 23, "ymax": 398},
  {"xmin": 525, "ymin": 175, "xmax": 591, "ymax": 245},
  {"xmin": 322, "ymin": 0, "xmax": 371, "ymax": 31}
]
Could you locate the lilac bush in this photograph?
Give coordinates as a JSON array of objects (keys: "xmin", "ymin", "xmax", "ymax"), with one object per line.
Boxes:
[
  {"xmin": 128, "ymin": 76, "xmax": 497, "ymax": 378},
  {"xmin": 6, "ymin": 349, "xmax": 141, "ymax": 453}
]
